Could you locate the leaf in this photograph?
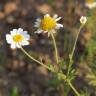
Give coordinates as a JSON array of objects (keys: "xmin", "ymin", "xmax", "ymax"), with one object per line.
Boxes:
[{"xmin": 68, "ymin": 69, "xmax": 76, "ymax": 81}]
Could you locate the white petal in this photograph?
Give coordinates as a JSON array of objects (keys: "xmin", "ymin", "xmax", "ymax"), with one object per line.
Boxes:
[
  {"xmin": 48, "ymin": 32, "xmax": 50, "ymax": 37},
  {"xmin": 93, "ymin": 2, "xmax": 96, "ymax": 7},
  {"xmin": 53, "ymin": 14, "xmax": 58, "ymax": 19},
  {"xmin": 23, "ymin": 31, "xmax": 28, "ymax": 34},
  {"xmin": 24, "ymin": 34, "xmax": 30, "ymax": 40},
  {"xmin": 85, "ymin": 3, "xmax": 92, "ymax": 9},
  {"xmin": 10, "ymin": 29, "xmax": 17, "ymax": 36},
  {"xmin": 34, "ymin": 22, "xmax": 40, "ymax": 28},
  {"xmin": 34, "ymin": 24, "xmax": 40, "ymax": 28},
  {"xmin": 18, "ymin": 31, "xmax": 24, "ymax": 36},
  {"xmin": 20, "ymin": 41, "xmax": 29, "ymax": 46},
  {"xmin": 36, "ymin": 18, "xmax": 41, "ymax": 22},
  {"xmin": 19, "ymin": 30, "xmax": 26, "ymax": 35},
  {"xmin": 43, "ymin": 31, "xmax": 48, "ymax": 33},
  {"xmin": 55, "ymin": 17, "xmax": 61, "ymax": 21},
  {"xmin": 92, "ymin": 2, "xmax": 96, "ymax": 8},
  {"xmin": 10, "ymin": 43, "xmax": 16, "ymax": 49},
  {"xmin": 34, "ymin": 29, "xmax": 43, "ymax": 34},
  {"xmin": 52, "ymin": 30, "xmax": 56, "ymax": 33},
  {"xmin": 35, "ymin": 21, "xmax": 40, "ymax": 25},
  {"xmin": 34, "ymin": 20, "xmax": 41, "ymax": 28},
  {"xmin": 6, "ymin": 34, "xmax": 13, "ymax": 44},
  {"xmin": 44, "ymin": 14, "xmax": 50, "ymax": 18},
  {"xmin": 85, "ymin": 2, "xmax": 96, "ymax": 9},
  {"xmin": 17, "ymin": 28, "xmax": 23, "ymax": 33},
  {"xmin": 16, "ymin": 43, "xmax": 21, "ymax": 48},
  {"xmin": 56, "ymin": 23, "xmax": 63, "ymax": 29}
]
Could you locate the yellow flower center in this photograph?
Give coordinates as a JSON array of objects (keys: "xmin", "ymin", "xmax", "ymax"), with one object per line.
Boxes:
[
  {"xmin": 13, "ymin": 34, "xmax": 24, "ymax": 43},
  {"xmin": 40, "ymin": 16, "xmax": 56, "ymax": 31},
  {"xmin": 86, "ymin": 0, "xmax": 94, "ymax": 4}
]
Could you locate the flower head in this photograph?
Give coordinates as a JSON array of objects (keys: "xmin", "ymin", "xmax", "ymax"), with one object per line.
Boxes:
[
  {"xmin": 85, "ymin": 0, "xmax": 96, "ymax": 9},
  {"xmin": 34, "ymin": 14, "xmax": 63, "ymax": 37},
  {"xmin": 6, "ymin": 28, "xmax": 30, "ymax": 49},
  {"xmin": 80, "ymin": 16, "xmax": 87, "ymax": 25}
]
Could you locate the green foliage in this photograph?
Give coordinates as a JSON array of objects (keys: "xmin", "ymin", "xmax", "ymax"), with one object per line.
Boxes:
[
  {"xmin": 48, "ymin": 75, "xmax": 62, "ymax": 87},
  {"xmin": 86, "ymin": 37, "xmax": 96, "ymax": 71},
  {"xmin": 80, "ymin": 89, "xmax": 90, "ymax": 96},
  {"xmin": 85, "ymin": 37, "xmax": 96, "ymax": 87},
  {"xmin": 63, "ymin": 83, "xmax": 71, "ymax": 96},
  {"xmin": 58, "ymin": 59, "xmax": 66, "ymax": 71},
  {"xmin": 86, "ymin": 15, "xmax": 96, "ymax": 34},
  {"xmin": 67, "ymin": 69, "xmax": 76, "ymax": 81},
  {"xmin": 80, "ymin": 11, "xmax": 96, "ymax": 91},
  {"xmin": 11, "ymin": 87, "xmax": 18, "ymax": 96},
  {"xmin": 86, "ymin": 35, "xmax": 96, "ymax": 88},
  {"xmin": 87, "ymin": 72, "xmax": 96, "ymax": 86}
]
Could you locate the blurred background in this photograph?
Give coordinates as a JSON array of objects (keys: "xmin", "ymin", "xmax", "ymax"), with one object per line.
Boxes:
[{"xmin": 0, "ymin": 0, "xmax": 96, "ymax": 96}]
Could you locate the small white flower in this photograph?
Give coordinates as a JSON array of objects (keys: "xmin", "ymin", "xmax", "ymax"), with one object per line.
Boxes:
[
  {"xmin": 85, "ymin": 0, "xmax": 96, "ymax": 9},
  {"xmin": 80, "ymin": 16, "xmax": 87, "ymax": 25},
  {"xmin": 34, "ymin": 14, "xmax": 63, "ymax": 37},
  {"xmin": 6, "ymin": 28, "xmax": 30, "ymax": 49}
]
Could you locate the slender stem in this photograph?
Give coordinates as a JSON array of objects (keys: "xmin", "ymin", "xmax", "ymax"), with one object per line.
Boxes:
[
  {"xmin": 20, "ymin": 47, "xmax": 81, "ymax": 96},
  {"xmin": 67, "ymin": 80, "xmax": 80, "ymax": 96},
  {"xmin": 20, "ymin": 47, "xmax": 53, "ymax": 71},
  {"xmin": 67, "ymin": 26, "xmax": 83, "ymax": 76},
  {"xmin": 70, "ymin": 26, "xmax": 83, "ymax": 61},
  {"xmin": 50, "ymin": 32, "xmax": 59, "ymax": 64},
  {"xmin": 50, "ymin": 31, "xmax": 81, "ymax": 96}
]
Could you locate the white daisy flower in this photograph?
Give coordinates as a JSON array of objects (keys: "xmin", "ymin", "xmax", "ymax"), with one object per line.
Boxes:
[
  {"xmin": 85, "ymin": 0, "xmax": 96, "ymax": 9},
  {"xmin": 34, "ymin": 14, "xmax": 63, "ymax": 37},
  {"xmin": 80, "ymin": 16, "xmax": 87, "ymax": 25},
  {"xmin": 6, "ymin": 28, "xmax": 30, "ymax": 49}
]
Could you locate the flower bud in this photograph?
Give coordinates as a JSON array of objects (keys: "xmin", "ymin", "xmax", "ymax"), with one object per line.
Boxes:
[{"xmin": 80, "ymin": 16, "xmax": 87, "ymax": 25}]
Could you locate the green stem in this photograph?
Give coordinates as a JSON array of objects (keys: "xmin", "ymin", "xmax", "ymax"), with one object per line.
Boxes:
[
  {"xmin": 59, "ymin": 73, "xmax": 80, "ymax": 96},
  {"xmin": 50, "ymin": 32, "xmax": 59, "ymax": 64},
  {"xmin": 20, "ymin": 47, "xmax": 80, "ymax": 96},
  {"xmin": 67, "ymin": 80, "xmax": 80, "ymax": 96},
  {"xmin": 20, "ymin": 47, "xmax": 53, "ymax": 71},
  {"xmin": 67, "ymin": 25, "xmax": 83, "ymax": 76}
]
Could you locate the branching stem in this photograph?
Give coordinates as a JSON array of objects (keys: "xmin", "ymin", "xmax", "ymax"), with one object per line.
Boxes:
[{"xmin": 20, "ymin": 47, "xmax": 53, "ymax": 71}]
